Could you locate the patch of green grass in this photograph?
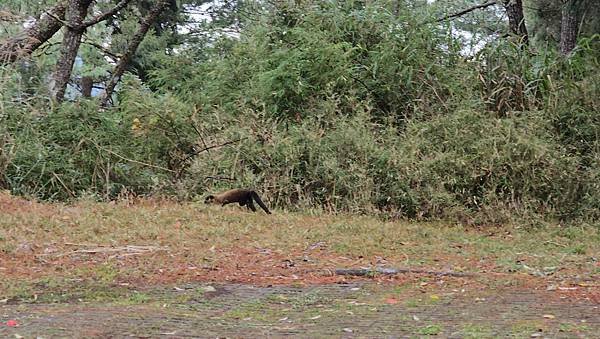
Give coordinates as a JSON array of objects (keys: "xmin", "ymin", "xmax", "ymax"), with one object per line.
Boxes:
[
  {"xmin": 390, "ymin": 284, "xmax": 411, "ymax": 295},
  {"xmin": 263, "ymin": 291, "xmax": 333, "ymax": 310},
  {"xmin": 0, "ymin": 236, "xmax": 15, "ymax": 254},
  {"xmin": 297, "ymin": 292, "xmax": 333, "ymax": 308},
  {"xmin": 0, "ymin": 280, "xmax": 36, "ymax": 302},
  {"xmin": 123, "ymin": 291, "xmax": 152, "ymax": 304},
  {"xmin": 510, "ymin": 320, "xmax": 546, "ymax": 337},
  {"xmin": 568, "ymin": 244, "xmax": 586, "ymax": 255},
  {"xmin": 461, "ymin": 323, "xmax": 495, "ymax": 338},
  {"xmin": 222, "ymin": 299, "xmax": 284, "ymax": 322},
  {"xmin": 0, "ymin": 275, "xmax": 148, "ymax": 304},
  {"xmin": 404, "ymin": 298, "xmax": 420, "ymax": 308},
  {"xmin": 558, "ymin": 322, "xmax": 590, "ymax": 333},
  {"xmin": 419, "ymin": 324, "xmax": 442, "ymax": 335},
  {"xmin": 402, "ymin": 292, "xmax": 444, "ymax": 308}
]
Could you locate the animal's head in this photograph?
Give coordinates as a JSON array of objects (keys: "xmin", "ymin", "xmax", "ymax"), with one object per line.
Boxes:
[{"xmin": 204, "ymin": 195, "xmax": 215, "ymax": 204}]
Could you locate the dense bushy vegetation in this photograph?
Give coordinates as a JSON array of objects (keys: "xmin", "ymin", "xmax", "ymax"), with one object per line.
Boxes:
[{"xmin": 1, "ymin": 0, "xmax": 598, "ymax": 225}]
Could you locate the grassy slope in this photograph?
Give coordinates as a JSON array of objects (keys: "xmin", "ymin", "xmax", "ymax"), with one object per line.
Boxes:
[{"xmin": 0, "ymin": 192, "xmax": 599, "ymax": 301}]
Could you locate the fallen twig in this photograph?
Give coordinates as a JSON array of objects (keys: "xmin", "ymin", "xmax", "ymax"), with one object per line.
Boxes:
[
  {"xmin": 64, "ymin": 242, "xmax": 104, "ymax": 247},
  {"xmin": 544, "ymin": 240, "xmax": 567, "ymax": 248},
  {"xmin": 335, "ymin": 266, "xmax": 474, "ymax": 278},
  {"xmin": 49, "ymin": 245, "xmax": 168, "ymax": 258}
]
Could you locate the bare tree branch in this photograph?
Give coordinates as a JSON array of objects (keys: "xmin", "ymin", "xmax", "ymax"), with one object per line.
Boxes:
[
  {"xmin": 80, "ymin": 0, "xmax": 133, "ymax": 29},
  {"xmin": 82, "ymin": 40, "xmax": 120, "ymax": 61},
  {"xmin": 436, "ymin": 1, "xmax": 498, "ymax": 22}
]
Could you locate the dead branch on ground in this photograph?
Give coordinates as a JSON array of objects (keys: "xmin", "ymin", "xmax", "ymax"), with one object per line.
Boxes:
[
  {"xmin": 335, "ymin": 266, "xmax": 474, "ymax": 278},
  {"xmin": 47, "ymin": 245, "xmax": 169, "ymax": 258}
]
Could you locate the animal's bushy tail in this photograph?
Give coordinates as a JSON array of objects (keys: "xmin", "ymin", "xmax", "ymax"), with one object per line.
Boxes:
[{"xmin": 251, "ymin": 191, "xmax": 272, "ymax": 214}]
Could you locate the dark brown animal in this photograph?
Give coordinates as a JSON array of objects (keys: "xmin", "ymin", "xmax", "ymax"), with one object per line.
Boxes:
[{"xmin": 204, "ymin": 189, "xmax": 271, "ymax": 214}]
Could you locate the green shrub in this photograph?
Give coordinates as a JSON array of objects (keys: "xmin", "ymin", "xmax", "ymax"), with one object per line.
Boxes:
[
  {"xmin": 3, "ymin": 80, "xmax": 198, "ymax": 200},
  {"xmin": 398, "ymin": 110, "xmax": 585, "ymax": 223}
]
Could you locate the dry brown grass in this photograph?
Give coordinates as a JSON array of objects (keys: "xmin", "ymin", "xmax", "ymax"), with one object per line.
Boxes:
[{"xmin": 1, "ymin": 191, "xmax": 599, "ymax": 299}]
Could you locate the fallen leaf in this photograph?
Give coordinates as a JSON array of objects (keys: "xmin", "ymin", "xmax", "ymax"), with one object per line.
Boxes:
[
  {"xmin": 200, "ymin": 285, "xmax": 216, "ymax": 292},
  {"xmin": 430, "ymin": 294, "xmax": 440, "ymax": 301},
  {"xmin": 385, "ymin": 297, "xmax": 399, "ymax": 304},
  {"xmin": 6, "ymin": 319, "xmax": 18, "ymax": 327},
  {"xmin": 578, "ymin": 282, "xmax": 595, "ymax": 287}
]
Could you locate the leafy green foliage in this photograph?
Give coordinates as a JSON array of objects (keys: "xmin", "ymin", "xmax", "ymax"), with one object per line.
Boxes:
[
  {"xmin": 1, "ymin": 0, "xmax": 599, "ymax": 226},
  {"xmin": 2, "ymin": 76, "xmax": 198, "ymax": 200},
  {"xmin": 153, "ymin": 1, "xmax": 466, "ymax": 124},
  {"xmin": 399, "ymin": 110, "xmax": 584, "ymax": 222}
]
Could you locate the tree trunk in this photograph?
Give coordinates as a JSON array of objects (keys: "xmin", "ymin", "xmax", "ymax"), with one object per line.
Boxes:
[
  {"xmin": 52, "ymin": 0, "xmax": 94, "ymax": 102},
  {"xmin": 560, "ymin": 0, "xmax": 579, "ymax": 55},
  {"xmin": 80, "ymin": 76, "xmax": 94, "ymax": 97},
  {"xmin": 503, "ymin": 0, "xmax": 529, "ymax": 46},
  {"xmin": 0, "ymin": 1, "xmax": 67, "ymax": 64},
  {"xmin": 100, "ymin": 0, "xmax": 168, "ymax": 107}
]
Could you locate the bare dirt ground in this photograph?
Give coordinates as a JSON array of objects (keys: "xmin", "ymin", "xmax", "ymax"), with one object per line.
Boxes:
[{"xmin": 1, "ymin": 282, "xmax": 599, "ymax": 338}]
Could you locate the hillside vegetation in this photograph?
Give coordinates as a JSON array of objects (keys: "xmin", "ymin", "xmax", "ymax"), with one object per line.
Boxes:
[{"xmin": 1, "ymin": 1, "xmax": 599, "ymax": 226}]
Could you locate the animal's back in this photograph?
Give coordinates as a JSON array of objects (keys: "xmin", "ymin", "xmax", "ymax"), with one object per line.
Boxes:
[{"xmin": 217, "ymin": 188, "xmax": 250, "ymax": 201}]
